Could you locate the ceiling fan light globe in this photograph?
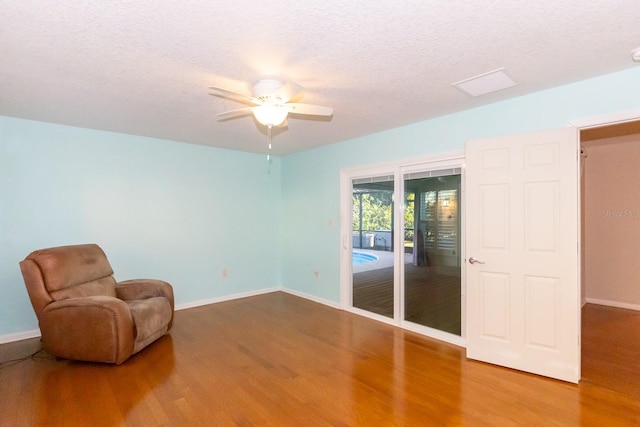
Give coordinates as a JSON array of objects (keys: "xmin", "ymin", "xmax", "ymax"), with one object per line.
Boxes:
[{"xmin": 253, "ymin": 105, "xmax": 288, "ymax": 127}]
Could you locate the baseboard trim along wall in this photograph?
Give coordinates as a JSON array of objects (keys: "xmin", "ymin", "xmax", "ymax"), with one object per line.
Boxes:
[
  {"xmin": 280, "ymin": 288, "xmax": 341, "ymax": 309},
  {"xmin": 586, "ymin": 298, "xmax": 640, "ymax": 312},
  {"xmin": 174, "ymin": 287, "xmax": 280, "ymax": 311},
  {"xmin": 0, "ymin": 287, "xmax": 282, "ymax": 344},
  {"xmin": 5, "ymin": 294, "xmax": 638, "ymax": 344},
  {"xmin": 0, "ymin": 329, "xmax": 41, "ymax": 345}
]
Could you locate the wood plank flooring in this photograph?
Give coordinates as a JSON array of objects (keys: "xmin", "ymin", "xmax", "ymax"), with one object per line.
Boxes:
[{"xmin": 0, "ymin": 292, "xmax": 638, "ymax": 426}]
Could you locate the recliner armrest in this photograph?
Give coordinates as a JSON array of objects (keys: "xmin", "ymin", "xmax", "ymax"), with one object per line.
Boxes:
[
  {"xmin": 39, "ymin": 296, "xmax": 135, "ymax": 364},
  {"xmin": 116, "ymin": 279, "xmax": 174, "ymax": 329}
]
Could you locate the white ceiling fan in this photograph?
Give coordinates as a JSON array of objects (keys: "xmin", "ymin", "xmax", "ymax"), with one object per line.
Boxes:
[{"xmin": 209, "ymin": 79, "xmax": 333, "ymax": 129}]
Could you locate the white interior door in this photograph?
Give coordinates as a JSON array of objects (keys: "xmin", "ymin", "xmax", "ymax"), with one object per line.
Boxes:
[{"xmin": 465, "ymin": 127, "xmax": 580, "ymax": 383}]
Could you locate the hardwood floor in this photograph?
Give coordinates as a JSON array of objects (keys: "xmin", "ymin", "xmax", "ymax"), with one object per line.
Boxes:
[
  {"xmin": 581, "ymin": 303, "xmax": 640, "ymax": 401},
  {"xmin": 0, "ymin": 293, "xmax": 638, "ymax": 426}
]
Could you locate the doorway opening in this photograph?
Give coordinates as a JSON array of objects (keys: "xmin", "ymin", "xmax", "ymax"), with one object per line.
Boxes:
[
  {"xmin": 580, "ymin": 119, "xmax": 640, "ymax": 310},
  {"xmin": 579, "ymin": 119, "xmax": 640, "ymax": 394}
]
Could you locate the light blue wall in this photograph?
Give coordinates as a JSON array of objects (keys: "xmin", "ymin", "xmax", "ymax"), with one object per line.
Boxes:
[
  {"xmin": 2, "ymin": 66, "xmax": 639, "ymax": 338},
  {"xmin": 281, "ymin": 66, "xmax": 640, "ymax": 303},
  {"xmin": 0, "ymin": 117, "xmax": 281, "ymax": 336}
]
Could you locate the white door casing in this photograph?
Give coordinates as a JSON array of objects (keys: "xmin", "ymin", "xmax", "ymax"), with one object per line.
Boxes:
[{"xmin": 465, "ymin": 128, "xmax": 580, "ymax": 383}]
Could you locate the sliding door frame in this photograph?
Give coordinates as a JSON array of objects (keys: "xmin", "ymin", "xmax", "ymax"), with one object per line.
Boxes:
[{"xmin": 340, "ymin": 151, "xmax": 466, "ymax": 346}]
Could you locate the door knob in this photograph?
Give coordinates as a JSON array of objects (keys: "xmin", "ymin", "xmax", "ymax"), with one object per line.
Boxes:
[{"xmin": 469, "ymin": 257, "xmax": 485, "ymax": 264}]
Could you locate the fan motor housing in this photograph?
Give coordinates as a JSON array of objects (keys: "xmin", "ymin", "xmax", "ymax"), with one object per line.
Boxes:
[{"xmin": 253, "ymin": 79, "xmax": 284, "ymax": 100}]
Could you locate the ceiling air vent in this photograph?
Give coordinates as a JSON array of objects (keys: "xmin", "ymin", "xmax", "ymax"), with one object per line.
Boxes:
[{"xmin": 453, "ymin": 68, "xmax": 517, "ymax": 97}]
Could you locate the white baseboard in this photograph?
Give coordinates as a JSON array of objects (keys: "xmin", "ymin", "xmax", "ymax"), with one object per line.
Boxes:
[
  {"xmin": 585, "ymin": 298, "xmax": 640, "ymax": 312},
  {"xmin": 175, "ymin": 287, "xmax": 280, "ymax": 311},
  {"xmin": 2, "ymin": 287, "xmax": 342, "ymax": 345},
  {"xmin": 0, "ymin": 288, "xmax": 281, "ymax": 345},
  {"xmin": 177, "ymin": 286, "xmax": 342, "ymax": 313},
  {"xmin": 0, "ymin": 329, "xmax": 41, "ymax": 345},
  {"xmin": 280, "ymin": 288, "xmax": 341, "ymax": 309}
]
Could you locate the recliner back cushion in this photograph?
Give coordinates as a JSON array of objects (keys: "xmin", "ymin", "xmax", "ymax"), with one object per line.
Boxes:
[
  {"xmin": 27, "ymin": 244, "xmax": 117, "ymax": 300},
  {"xmin": 49, "ymin": 275, "xmax": 117, "ymax": 300}
]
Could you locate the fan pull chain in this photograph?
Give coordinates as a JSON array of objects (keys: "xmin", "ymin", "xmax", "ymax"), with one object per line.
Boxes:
[{"xmin": 267, "ymin": 125, "xmax": 272, "ymax": 161}]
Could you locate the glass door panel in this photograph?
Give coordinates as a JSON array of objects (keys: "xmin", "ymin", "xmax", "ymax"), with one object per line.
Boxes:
[
  {"xmin": 351, "ymin": 176, "xmax": 395, "ymax": 318},
  {"xmin": 403, "ymin": 173, "xmax": 462, "ymax": 335}
]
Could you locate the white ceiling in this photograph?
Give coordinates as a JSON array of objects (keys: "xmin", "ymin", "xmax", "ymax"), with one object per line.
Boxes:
[{"xmin": 1, "ymin": 1, "xmax": 640, "ymax": 156}]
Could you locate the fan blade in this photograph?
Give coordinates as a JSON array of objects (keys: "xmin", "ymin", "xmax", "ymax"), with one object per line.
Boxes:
[
  {"xmin": 216, "ymin": 107, "xmax": 253, "ymax": 120},
  {"xmin": 284, "ymin": 103, "xmax": 333, "ymax": 116},
  {"xmin": 271, "ymin": 81, "xmax": 304, "ymax": 103},
  {"xmin": 209, "ymin": 86, "xmax": 261, "ymax": 105}
]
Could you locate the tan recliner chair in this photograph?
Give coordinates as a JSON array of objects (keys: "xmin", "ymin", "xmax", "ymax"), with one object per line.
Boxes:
[{"xmin": 19, "ymin": 244, "xmax": 174, "ymax": 364}]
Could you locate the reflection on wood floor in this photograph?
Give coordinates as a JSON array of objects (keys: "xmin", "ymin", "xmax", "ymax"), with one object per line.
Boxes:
[
  {"xmin": 581, "ymin": 303, "xmax": 640, "ymax": 400},
  {"xmin": 1, "ymin": 294, "xmax": 639, "ymax": 425},
  {"xmin": 352, "ymin": 263, "xmax": 461, "ymax": 335}
]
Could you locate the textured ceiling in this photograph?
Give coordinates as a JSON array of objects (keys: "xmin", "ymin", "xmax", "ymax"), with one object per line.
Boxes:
[{"xmin": 1, "ymin": 1, "xmax": 640, "ymax": 156}]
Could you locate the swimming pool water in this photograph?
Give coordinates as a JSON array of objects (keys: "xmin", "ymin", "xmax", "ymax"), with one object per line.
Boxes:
[{"xmin": 352, "ymin": 251, "xmax": 378, "ymax": 265}]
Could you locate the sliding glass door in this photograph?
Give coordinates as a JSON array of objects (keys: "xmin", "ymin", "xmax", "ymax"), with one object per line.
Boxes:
[
  {"xmin": 345, "ymin": 162, "xmax": 463, "ymax": 342},
  {"xmin": 403, "ymin": 172, "xmax": 461, "ymax": 335},
  {"xmin": 351, "ymin": 175, "xmax": 395, "ymax": 318}
]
